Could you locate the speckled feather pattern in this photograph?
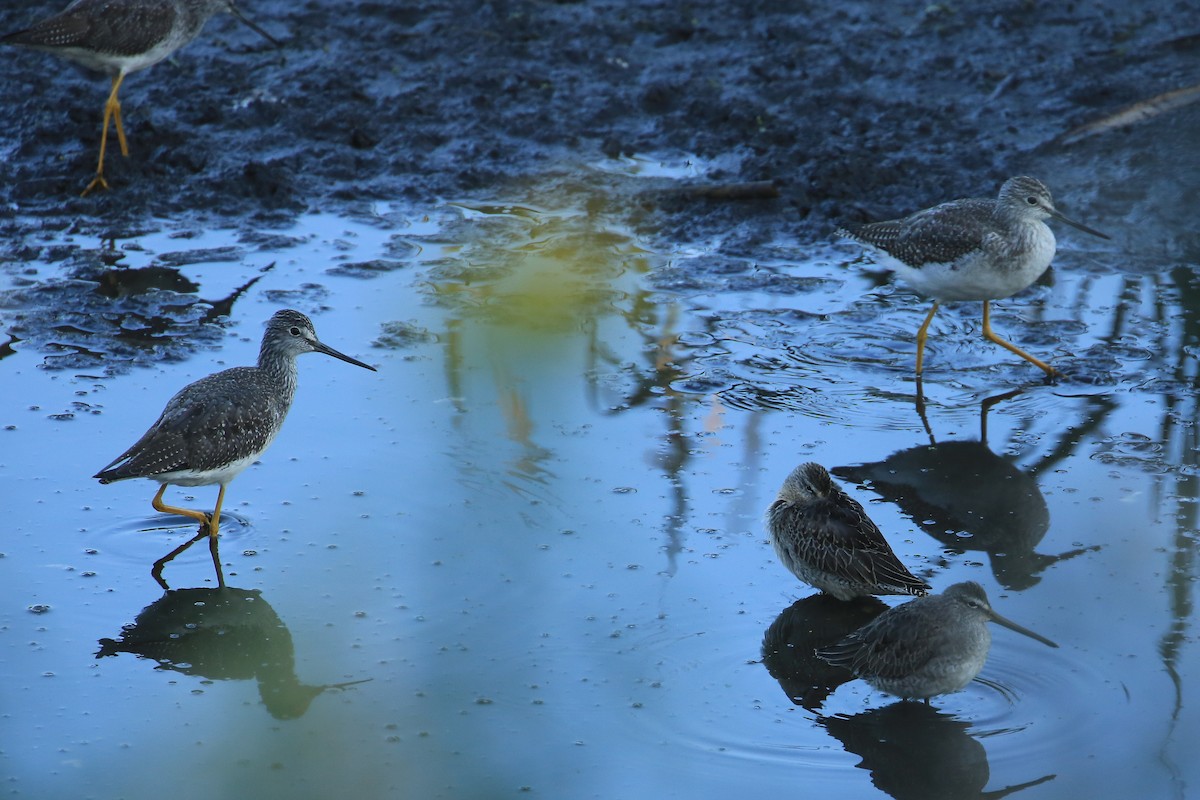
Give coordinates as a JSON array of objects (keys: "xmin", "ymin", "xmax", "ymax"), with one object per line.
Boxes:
[
  {"xmin": 816, "ymin": 582, "xmax": 996, "ymax": 699},
  {"xmin": 840, "ymin": 197, "xmax": 1007, "ymax": 268},
  {"xmin": 95, "ymin": 365, "xmax": 293, "ymax": 483},
  {"xmin": 767, "ymin": 463, "xmax": 930, "ymax": 601},
  {"xmin": 94, "ymin": 309, "xmax": 374, "ymax": 487},
  {"xmin": 2, "ymin": 0, "xmax": 231, "ymax": 71},
  {"xmin": 837, "ymin": 176, "xmax": 1064, "ymax": 302}
]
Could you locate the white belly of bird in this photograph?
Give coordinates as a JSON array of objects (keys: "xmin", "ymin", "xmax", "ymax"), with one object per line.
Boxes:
[
  {"xmin": 153, "ymin": 450, "xmax": 266, "ymax": 488},
  {"xmin": 53, "ymin": 26, "xmax": 192, "ymax": 74},
  {"xmin": 884, "ymin": 224, "xmax": 1058, "ymax": 302}
]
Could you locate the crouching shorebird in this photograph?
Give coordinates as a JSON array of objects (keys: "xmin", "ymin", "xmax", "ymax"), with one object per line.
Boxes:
[
  {"xmin": 816, "ymin": 581, "xmax": 1058, "ymax": 701},
  {"xmin": 767, "ymin": 462, "xmax": 930, "ymax": 601},
  {"xmin": 94, "ymin": 310, "xmax": 376, "ymax": 583},
  {"xmin": 838, "ymin": 176, "xmax": 1109, "ymax": 378},
  {"xmin": 2, "ymin": 0, "xmax": 279, "ymax": 196}
]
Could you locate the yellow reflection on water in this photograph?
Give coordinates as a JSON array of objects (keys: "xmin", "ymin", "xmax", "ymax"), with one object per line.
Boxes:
[
  {"xmin": 428, "ymin": 191, "xmax": 666, "ymax": 501},
  {"xmin": 434, "ymin": 202, "xmax": 654, "ymax": 332}
]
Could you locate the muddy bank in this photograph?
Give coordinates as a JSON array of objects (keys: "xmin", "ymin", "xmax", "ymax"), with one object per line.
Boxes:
[{"xmin": 0, "ymin": 0, "xmax": 1195, "ymax": 253}]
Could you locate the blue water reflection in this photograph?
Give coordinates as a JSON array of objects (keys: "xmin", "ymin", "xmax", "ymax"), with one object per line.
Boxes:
[{"xmin": 0, "ymin": 168, "xmax": 1198, "ymax": 798}]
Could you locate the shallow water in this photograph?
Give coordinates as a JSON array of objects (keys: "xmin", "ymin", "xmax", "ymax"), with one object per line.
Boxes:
[{"xmin": 2, "ymin": 157, "xmax": 1199, "ymax": 799}]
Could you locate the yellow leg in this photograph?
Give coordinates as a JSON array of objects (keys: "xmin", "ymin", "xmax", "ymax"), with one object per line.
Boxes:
[
  {"xmin": 914, "ymin": 301, "xmax": 939, "ymax": 376},
  {"xmin": 151, "ymin": 528, "xmax": 206, "ymax": 590},
  {"xmin": 208, "ymin": 483, "xmax": 228, "ymax": 539},
  {"xmin": 981, "ymin": 301, "xmax": 1059, "ymax": 377},
  {"xmin": 82, "ymin": 73, "xmax": 128, "ymax": 197},
  {"xmin": 112, "ymin": 73, "xmax": 130, "ymax": 157},
  {"xmin": 152, "ymin": 483, "xmax": 214, "ymax": 534}
]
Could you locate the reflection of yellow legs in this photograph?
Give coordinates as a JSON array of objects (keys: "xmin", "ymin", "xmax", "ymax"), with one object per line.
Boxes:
[
  {"xmin": 151, "ymin": 528, "xmax": 226, "ymax": 590},
  {"xmin": 982, "ymin": 301, "xmax": 1059, "ymax": 378},
  {"xmin": 82, "ymin": 73, "xmax": 131, "ymax": 197},
  {"xmin": 151, "ymin": 483, "xmax": 227, "ymax": 589}
]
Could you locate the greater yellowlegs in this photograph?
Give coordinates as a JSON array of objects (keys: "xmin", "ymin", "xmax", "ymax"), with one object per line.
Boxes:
[
  {"xmin": 94, "ymin": 310, "xmax": 375, "ymax": 581},
  {"xmin": 838, "ymin": 176, "xmax": 1109, "ymax": 377},
  {"xmin": 767, "ymin": 462, "xmax": 930, "ymax": 601},
  {"xmin": 2, "ymin": 0, "xmax": 278, "ymax": 196},
  {"xmin": 816, "ymin": 581, "xmax": 1058, "ymax": 701}
]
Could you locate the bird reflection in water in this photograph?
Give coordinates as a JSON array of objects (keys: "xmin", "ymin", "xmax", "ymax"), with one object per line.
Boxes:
[
  {"xmin": 834, "ymin": 389, "xmax": 1098, "ymax": 590},
  {"xmin": 761, "ymin": 593, "xmax": 887, "ymax": 710},
  {"xmin": 820, "ymin": 701, "xmax": 1055, "ymax": 800},
  {"xmin": 151, "ymin": 525, "xmax": 225, "ymax": 589},
  {"xmin": 96, "ymin": 587, "xmax": 369, "ymax": 719}
]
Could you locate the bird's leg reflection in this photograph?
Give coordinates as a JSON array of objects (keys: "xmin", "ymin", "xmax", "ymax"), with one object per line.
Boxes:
[
  {"xmin": 151, "ymin": 524, "xmax": 226, "ymax": 590},
  {"xmin": 912, "ymin": 383, "xmax": 1024, "ymax": 449},
  {"xmin": 913, "ymin": 375, "xmax": 934, "ymax": 444},
  {"xmin": 208, "ymin": 530, "xmax": 225, "ymax": 588},
  {"xmin": 979, "ymin": 387, "xmax": 1024, "ymax": 444}
]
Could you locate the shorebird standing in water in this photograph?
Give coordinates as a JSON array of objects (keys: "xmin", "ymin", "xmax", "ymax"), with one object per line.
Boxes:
[
  {"xmin": 767, "ymin": 462, "xmax": 930, "ymax": 601},
  {"xmin": 816, "ymin": 581, "xmax": 1058, "ymax": 701},
  {"xmin": 839, "ymin": 176, "xmax": 1108, "ymax": 377},
  {"xmin": 94, "ymin": 310, "xmax": 375, "ymax": 584}
]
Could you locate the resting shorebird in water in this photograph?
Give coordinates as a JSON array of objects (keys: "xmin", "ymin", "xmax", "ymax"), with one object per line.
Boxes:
[
  {"xmin": 817, "ymin": 581, "xmax": 1058, "ymax": 700},
  {"xmin": 767, "ymin": 462, "xmax": 930, "ymax": 601}
]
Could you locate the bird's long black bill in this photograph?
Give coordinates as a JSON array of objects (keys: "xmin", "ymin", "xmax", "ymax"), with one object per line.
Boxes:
[
  {"xmin": 991, "ymin": 611, "xmax": 1059, "ymax": 648},
  {"xmin": 230, "ymin": 5, "xmax": 281, "ymax": 47},
  {"xmin": 313, "ymin": 340, "xmax": 377, "ymax": 371},
  {"xmin": 1052, "ymin": 209, "xmax": 1110, "ymax": 240}
]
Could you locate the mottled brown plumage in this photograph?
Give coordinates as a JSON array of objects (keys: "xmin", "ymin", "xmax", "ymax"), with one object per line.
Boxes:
[{"xmin": 767, "ymin": 462, "xmax": 930, "ymax": 601}]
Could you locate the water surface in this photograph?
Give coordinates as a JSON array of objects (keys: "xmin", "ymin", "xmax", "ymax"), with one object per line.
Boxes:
[{"xmin": 1, "ymin": 158, "xmax": 1197, "ymax": 799}]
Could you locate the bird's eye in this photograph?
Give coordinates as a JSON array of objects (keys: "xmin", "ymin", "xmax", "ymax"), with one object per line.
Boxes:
[
  {"xmin": 1025, "ymin": 196, "xmax": 1038, "ymax": 205},
  {"xmin": 289, "ymin": 326, "xmax": 301, "ymax": 336}
]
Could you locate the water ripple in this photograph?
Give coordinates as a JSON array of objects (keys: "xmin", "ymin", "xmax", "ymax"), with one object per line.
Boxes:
[{"xmin": 85, "ymin": 512, "xmax": 254, "ymax": 577}]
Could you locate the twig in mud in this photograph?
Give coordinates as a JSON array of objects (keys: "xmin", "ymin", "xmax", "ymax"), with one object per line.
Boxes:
[
  {"xmin": 652, "ymin": 180, "xmax": 780, "ymax": 201},
  {"xmin": 1062, "ymin": 82, "xmax": 1200, "ymax": 144}
]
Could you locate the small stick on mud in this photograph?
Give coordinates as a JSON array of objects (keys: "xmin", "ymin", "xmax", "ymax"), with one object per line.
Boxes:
[
  {"xmin": 654, "ymin": 180, "xmax": 781, "ymax": 202},
  {"xmin": 1062, "ymin": 82, "xmax": 1200, "ymax": 144}
]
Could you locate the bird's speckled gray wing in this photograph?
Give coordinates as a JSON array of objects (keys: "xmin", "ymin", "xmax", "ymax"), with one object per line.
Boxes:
[
  {"xmin": 94, "ymin": 366, "xmax": 286, "ymax": 482},
  {"xmin": 3, "ymin": 0, "xmax": 178, "ymax": 57},
  {"xmin": 816, "ymin": 601, "xmax": 944, "ymax": 680},
  {"xmin": 782, "ymin": 493, "xmax": 930, "ymax": 595},
  {"xmin": 840, "ymin": 198, "xmax": 1002, "ymax": 267}
]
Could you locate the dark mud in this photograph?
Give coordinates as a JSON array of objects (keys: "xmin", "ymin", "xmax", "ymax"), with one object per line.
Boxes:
[{"xmin": 0, "ymin": 0, "xmax": 1197, "ymax": 251}]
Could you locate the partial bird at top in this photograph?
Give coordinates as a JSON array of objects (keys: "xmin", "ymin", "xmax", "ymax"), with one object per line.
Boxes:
[{"xmin": 2, "ymin": 0, "xmax": 279, "ymax": 195}]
